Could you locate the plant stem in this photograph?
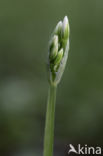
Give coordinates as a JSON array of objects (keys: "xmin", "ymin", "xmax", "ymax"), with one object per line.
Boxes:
[{"xmin": 43, "ymin": 84, "xmax": 57, "ymax": 156}]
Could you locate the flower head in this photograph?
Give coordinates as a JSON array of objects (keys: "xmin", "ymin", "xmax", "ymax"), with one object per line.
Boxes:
[{"xmin": 48, "ymin": 16, "xmax": 70, "ymax": 86}]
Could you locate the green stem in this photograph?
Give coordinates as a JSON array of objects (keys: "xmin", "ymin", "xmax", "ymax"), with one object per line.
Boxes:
[{"xmin": 43, "ymin": 84, "xmax": 57, "ymax": 156}]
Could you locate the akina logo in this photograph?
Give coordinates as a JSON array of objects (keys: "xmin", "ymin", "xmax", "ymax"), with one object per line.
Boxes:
[{"xmin": 68, "ymin": 144, "xmax": 102, "ymax": 155}]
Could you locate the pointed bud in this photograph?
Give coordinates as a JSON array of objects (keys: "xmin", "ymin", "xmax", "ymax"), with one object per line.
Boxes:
[
  {"xmin": 49, "ymin": 35, "xmax": 58, "ymax": 48},
  {"xmin": 62, "ymin": 16, "xmax": 69, "ymax": 39},
  {"xmin": 50, "ymin": 44, "xmax": 58, "ymax": 60},
  {"xmin": 53, "ymin": 35, "xmax": 58, "ymax": 46},
  {"xmin": 54, "ymin": 48, "xmax": 63, "ymax": 66},
  {"xmin": 54, "ymin": 21, "xmax": 62, "ymax": 36},
  {"xmin": 49, "ymin": 35, "xmax": 58, "ymax": 60}
]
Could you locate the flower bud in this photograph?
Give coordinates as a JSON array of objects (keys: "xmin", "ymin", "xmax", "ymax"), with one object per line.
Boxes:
[
  {"xmin": 49, "ymin": 35, "xmax": 58, "ymax": 60},
  {"xmin": 54, "ymin": 48, "xmax": 63, "ymax": 66},
  {"xmin": 62, "ymin": 16, "xmax": 69, "ymax": 39},
  {"xmin": 49, "ymin": 35, "xmax": 58, "ymax": 48},
  {"xmin": 50, "ymin": 44, "xmax": 58, "ymax": 61},
  {"xmin": 48, "ymin": 16, "xmax": 70, "ymax": 86},
  {"xmin": 54, "ymin": 21, "xmax": 62, "ymax": 36}
]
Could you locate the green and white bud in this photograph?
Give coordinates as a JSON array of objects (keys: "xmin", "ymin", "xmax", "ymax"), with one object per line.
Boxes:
[
  {"xmin": 62, "ymin": 16, "xmax": 69, "ymax": 39},
  {"xmin": 48, "ymin": 16, "xmax": 70, "ymax": 86},
  {"xmin": 54, "ymin": 48, "xmax": 63, "ymax": 66},
  {"xmin": 50, "ymin": 44, "xmax": 58, "ymax": 60},
  {"xmin": 54, "ymin": 21, "xmax": 62, "ymax": 36},
  {"xmin": 49, "ymin": 35, "xmax": 58, "ymax": 60},
  {"xmin": 49, "ymin": 35, "xmax": 58, "ymax": 48}
]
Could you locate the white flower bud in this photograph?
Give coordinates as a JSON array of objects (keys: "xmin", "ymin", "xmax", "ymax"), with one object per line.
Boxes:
[
  {"xmin": 62, "ymin": 16, "xmax": 69, "ymax": 39},
  {"xmin": 54, "ymin": 48, "xmax": 63, "ymax": 66},
  {"xmin": 49, "ymin": 35, "xmax": 58, "ymax": 48},
  {"xmin": 49, "ymin": 35, "xmax": 58, "ymax": 60},
  {"xmin": 54, "ymin": 21, "xmax": 62, "ymax": 36}
]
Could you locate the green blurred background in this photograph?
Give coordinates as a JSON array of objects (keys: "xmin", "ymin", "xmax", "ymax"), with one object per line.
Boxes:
[{"xmin": 0, "ymin": 0, "xmax": 103, "ymax": 155}]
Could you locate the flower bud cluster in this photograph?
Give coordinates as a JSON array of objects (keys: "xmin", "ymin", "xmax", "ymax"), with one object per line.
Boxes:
[{"xmin": 48, "ymin": 16, "xmax": 70, "ymax": 85}]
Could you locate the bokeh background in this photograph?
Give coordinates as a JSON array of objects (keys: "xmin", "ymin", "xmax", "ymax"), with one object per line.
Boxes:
[{"xmin": 0, "ymin": 0, "xmax": 103, "ymax": 155}]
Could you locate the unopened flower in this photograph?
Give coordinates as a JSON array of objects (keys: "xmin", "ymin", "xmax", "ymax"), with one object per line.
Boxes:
[{"xmin": 48, "ymin": 16, "xmax": 70, "ymax": 86}]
